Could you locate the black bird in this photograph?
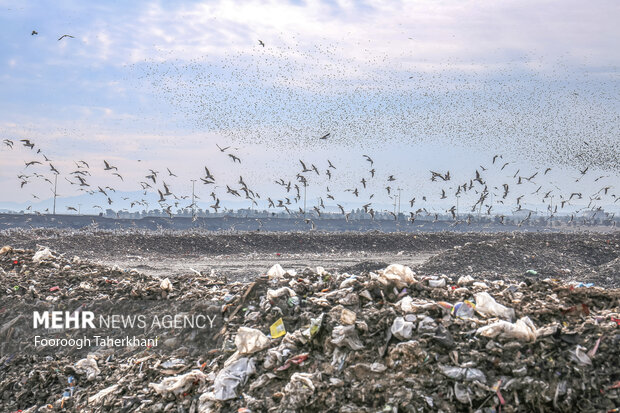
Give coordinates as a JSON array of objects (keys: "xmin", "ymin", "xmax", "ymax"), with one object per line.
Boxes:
[
  {"xmin": 20, "ymin": 139, "xmax": 34, "ymax": 149},
  {"xmin": 363, "ymin": 155, "xmax": 373, "ymax": 165},
  {"xmin": 299, "ymin": 160, "xmax": 311, "ymax": 172},
  {"xmin": 320, "ymin": 133, "xmax": 330, "ymax": 140},
  {"xmin": 327, "ymin": 160, "xmax": 336, "ymax": 169},
  {"xmin": 3, "ymin": 139, "xmax": 13, "ymax": 148},
  {"xmin": 258, "ymin": 40, "xmax": 265, "ymax": 47},
  {"xmin": 58, "ymin": 34, "xmax": 75, "ymax": 41},
  {"xmin": 228, "ymin": 154, "xmax": 241, "ymax": 163},
  {"xmin": 103, "ymin": 160, "xmax": 117, "ymax": 171},
  {"xmin": 31, "ymin": 30, "xmax": 38, "ymax": 35}
]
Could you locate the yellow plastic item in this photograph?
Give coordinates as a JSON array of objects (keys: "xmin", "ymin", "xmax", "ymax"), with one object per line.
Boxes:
[{"xmin": 270, "ymin": 318, "xmax": 286, "ymax": 338}]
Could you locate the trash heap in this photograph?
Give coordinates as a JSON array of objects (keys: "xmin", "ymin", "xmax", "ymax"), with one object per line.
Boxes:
[{"xmin": 1, "ymin": 245, "xmax": 619, "ymax": 412}]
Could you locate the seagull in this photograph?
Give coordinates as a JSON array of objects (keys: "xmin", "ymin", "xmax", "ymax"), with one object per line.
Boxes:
[
  {"xmin": 20, "ymin": 139, "xmax": 34, "ymax": 149},
  {"xmin": 49, "ymin": 164, "xmax": 59, "ymax": 174},
  {"xmin": 31, "ymin": 30, "xmax": 38, "ymax": 35},
  {"xmin": 58, "ymin": 34, "xmax": 75, "ymax": 41},
  {"xmin": 103, "ymin": 160, "xmax": 117, "ymax": 171},
  {"xmin": 319, "ymin": 133, "xmax": 330, "ymax": 140},
  {"xmin": 327, "ymin": 160, "xmax": 336, "ymax": 169},
  {"xmin": 258, "ymin": 39, "xmax": 265, "ymax": 47},
  {"xmin": 216, "ymin": 144, "xmax": 230, "ymax": 152},
  {"xmin": 228, "ymin": 154, "xmax": 241, "ymax": 163},
  {"xmin": 25, "ymin": 160, "xmax": 41, "ymax": 167},
  {"xmin": 167, "ymin": 168, "xmax": 177, "ymax": 177},
  {"xmin": 363, "ymin": 155, "xmax": 373, "ymax": 165},
  {"xmin": 3, "ymin": 139, "xmax": 13, "ymax": 148}
]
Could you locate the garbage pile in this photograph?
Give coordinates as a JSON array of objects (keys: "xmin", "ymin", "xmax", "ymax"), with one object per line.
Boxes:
[{"xmin": 1, "ymin": 245, "xmax": 619, "ymax": 412}]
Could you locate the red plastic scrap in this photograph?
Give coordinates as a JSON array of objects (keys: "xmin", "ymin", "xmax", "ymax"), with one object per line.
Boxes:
[
  {"xmin": 49, "ymin": 286, "xmax": 60, "ymax": 292},
  {"xmin": 610, "ymin": 317, "xmax": 620, "ymax": 326},
  {"xmin": 275, "ymin": 353, "xmax": 309, "ymax": 371}
]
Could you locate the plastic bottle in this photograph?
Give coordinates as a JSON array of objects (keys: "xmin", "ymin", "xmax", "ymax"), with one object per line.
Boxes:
[{"xmin": 451, "ymin": 300, "xmax": 475, "ymax": 319}]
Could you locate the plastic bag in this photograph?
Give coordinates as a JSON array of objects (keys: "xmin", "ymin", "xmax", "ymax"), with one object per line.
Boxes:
[
  {"xmin": 267, "ymin": 287, "xmax": 296, "ymax": 301},
  {"xmin": 391, "ymin": 316, "xmax": 414, "ymax": 340},
  {"xmin": 267, "ymin": 264, "xmax": 285, "ymax": 279},
  {"xmin": 235, "ymin": 327, "xmax": 270, "ymax": 354},
  {"xmin": 439, "ymin": 365, "xmax": 487, "ymax": 383},
  {"xmin": 331, "ymin": 325, "xmax": 364, "ymax": 350},
  {"xmin": 212, "ymin": 357, "xmax": 256, "ymax": 400},
  {"xmin": 75, "ymin": 357, "xmax": 100, "ymax": 381},
  {"xmin": 33, "ymin": 247, "xmax": 54, "ymax": 263},
  {"xmin": 474, "ymin": 292, "xmax": 515, "ymax": 321},
  {"xmin": 476, "ymin": 316, "xmax": 538, "ymax": 342},
  {"xmin": 377, "ymin": 264, "xmax": 416, "ymax": 288},
  {"xmin": 149, "ymin": 370, "xmax": 207, "ymax": 397}
]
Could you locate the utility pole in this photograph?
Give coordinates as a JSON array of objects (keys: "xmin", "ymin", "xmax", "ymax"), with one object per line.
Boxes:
[
  {"xmin": 78, "ymin": 204, "xmax": 81, "ymax": 215},
  {"xmin": 456, "ymin": 195, "xmax": 460, "ymax": 220},
  {"xmin": 190, "ymin": 179, "xmax": 196, "ymax": 219},
  {"xmin": 52, "ymin": 174, "xmax": 58, "ymax": 215},
  {"xmin": 303, "ymin": 183, "xmax": 307, "ymax": 216},
  {"xmin": 397, "ymin": 187, "xmax": 402, "ymax": 220}
]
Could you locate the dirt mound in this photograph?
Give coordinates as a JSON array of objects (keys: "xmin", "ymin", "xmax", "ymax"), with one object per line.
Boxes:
[
  {"xmin": 415, "ymin": 233, "xmax": 619, "ymax": 287},
  {"xmin": 1, "ymin": 244, "xmax": 619, "ymax": 412}
]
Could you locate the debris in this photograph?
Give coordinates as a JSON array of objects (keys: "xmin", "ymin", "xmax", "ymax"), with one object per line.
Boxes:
[
  {"xmin": 235, "ymin": 327, "xmax": 270, "ymax": 355},
  {"xmin": 270, "ymin": 317, "xmax": 286, "ymax": 338},
  {"xmin": 474, "ymin": 291, "xmax": 515, "ymax": 321},
  {"xmin": 476, "ymin": 316, "xmax": 538, "ymax": 342},
  {"xmin": 32, "ymin": 247, "xmax": 54, "ymax": 263},
  {"xmin": 149, "ymin": 370, "xmax": 207, "ymax": 397},
  {"xmin": 0, "ymin": 234, "xmax": 618, "ymax": 412},
  {"xmin": 211, "ymin": 357, "xmax": 255, "ymax": 401}
]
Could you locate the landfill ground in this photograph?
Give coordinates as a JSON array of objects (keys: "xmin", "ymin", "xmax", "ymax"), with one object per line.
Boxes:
[{"xmin": 0, "ymin": 229, "xmax": 619, "ymax": 412}]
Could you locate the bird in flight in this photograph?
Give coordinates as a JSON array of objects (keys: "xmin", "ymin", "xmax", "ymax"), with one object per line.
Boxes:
[
  {"xmin": 228, "ymin": 154, "xmax": 241, "ymax": 163},
  {"xmin": 3, "ymin": 139, "xmax": 13, "ymax": 148},
  {"xmin": 58, "ymin": 34, "xmax": 75, "ymax": 41},
  {"xmin": 103, "ymin": 160, "xmax": 117, "ymax": 171},
  {"xmin": 216, "ymin": 144, "xmax": 230, "ymax": 152},
  {"xmin": 363, "ymin": 155, "xmax": 373, "ymax": 165},
  {"xmin": 20, "ymin": 139, "xmax": 34, "ymax": 149},
  {"xmin": 258, "ymin": 40, "xmax": 265, "ymax": 47},
  {"xmin": 320, "ymin": 133, "xmax": 330, "ymax": 140},
  {"xmin": 31, "ymin": 30, "xmax": 38, "ymax": 36}
]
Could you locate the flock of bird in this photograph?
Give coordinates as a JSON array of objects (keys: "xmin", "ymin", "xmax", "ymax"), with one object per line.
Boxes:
[
  {"xmin": 2, "ymin": 31, "xmax": 617, "ymax": 228},
  {"xmin": 2, "ymin": 135, "xmax": 617, "ymax": 228}
]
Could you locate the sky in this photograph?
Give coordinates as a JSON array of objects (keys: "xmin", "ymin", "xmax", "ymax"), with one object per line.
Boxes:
[{"xmin": 0, "ymin": 0, "xmax": 618, "ymax": 217}]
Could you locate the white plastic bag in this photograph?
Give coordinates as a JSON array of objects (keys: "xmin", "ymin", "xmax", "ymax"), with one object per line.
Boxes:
[
  {"xmin": 267, "ymin": 264, "xmax": 285, "ymax": 279},
  {"xmin": 235, "ymin": 327, "xmax": 270, "ymax": 354},
  {"xmin": 377, "ymin": 264, "xmax": 416, "ymax": 288},
  {"xmin": 391, "ymin": 316, "xmax": 414, "ymax": 340},
  {"xmin": 33, "ymin": 247, "xmax": 54, "ymax": 263},
  {"xmin": 476, "ymin": 316, "xmax": 538, "ymax": 342},
  {"xmin": 149, "ymin": 370, "xmax": 207, "ymax": 397},
  {"xmin": 474, "ymin": 292, "xmax": 515, "ymax": 321}
]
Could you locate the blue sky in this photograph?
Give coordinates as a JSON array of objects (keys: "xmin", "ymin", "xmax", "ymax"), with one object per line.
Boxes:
[{"xmin": 0, "ymin": 0, "xmax": 618, "ymax": 215}]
